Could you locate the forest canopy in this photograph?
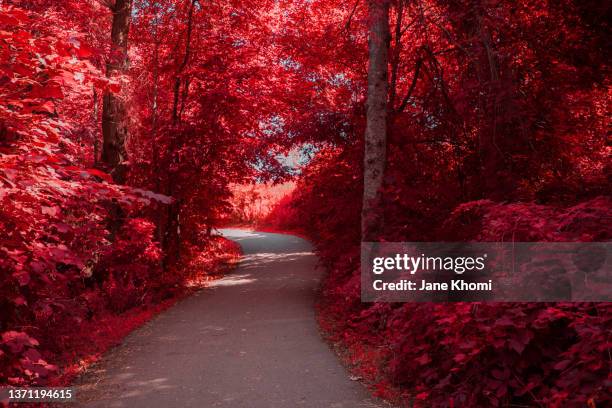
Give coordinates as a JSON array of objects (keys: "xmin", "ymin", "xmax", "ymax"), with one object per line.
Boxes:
[{"xmin": 1, "ymin": 0, "xmax": 610, "ymax": 406}]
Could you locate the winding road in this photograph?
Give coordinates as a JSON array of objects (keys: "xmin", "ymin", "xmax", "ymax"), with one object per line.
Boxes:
[{"xmin": 75, "ymin": 229, "xmax": 383, "ymax": 407}]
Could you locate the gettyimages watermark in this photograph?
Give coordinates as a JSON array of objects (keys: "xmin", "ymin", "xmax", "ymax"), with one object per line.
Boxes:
[{"xmin": 361, "ymin": 242, "xmax": 611, "ymax": 302}]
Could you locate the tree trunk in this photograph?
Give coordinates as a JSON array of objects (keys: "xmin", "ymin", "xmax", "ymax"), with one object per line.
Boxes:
[
  {"xmin": 389, "ymin": 0, "xmax": 404, "ymax": 108},
  {"xmin": 102, "ymin": 0, "xmax": 132, "ymax": 184},
  {"xmin": 172, "ymin": 0, "xmax": 196, "ymax": 124},
  {"xmin": 152, "ymin": 33, "xmax": 165, "ymax": 245},
  {"xmin": 92, "ymin": 86, "xmax": 99, "ymax": 165},
  {"xmin": 472, "ymin": 11, "xmax": 508, "ymax": 199},
  {"xmin": 362, "ymin": 0, "xmax": 390, "ymax": 241},
  {"xmin": 165, "ymin": 0, "xmax": 197, "ymax": 266}
]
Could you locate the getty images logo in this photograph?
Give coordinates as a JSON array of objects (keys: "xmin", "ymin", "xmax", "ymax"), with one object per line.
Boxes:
[{"xmin": 372, "ymin": 253, "xmax": 488, "ymax": 275}]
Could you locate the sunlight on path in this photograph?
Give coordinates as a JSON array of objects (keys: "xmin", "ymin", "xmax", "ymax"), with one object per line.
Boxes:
[{"xmin": 74, "ymin": 229, "xmax": 386, "ymax": 408}]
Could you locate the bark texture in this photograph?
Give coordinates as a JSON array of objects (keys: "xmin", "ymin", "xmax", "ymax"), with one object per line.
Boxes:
[
  {"xmin": 362, "ymin": 0, "xmax": 391, "ymax": 241},
  {"xmin": 102, "ymin": 0, "xmax": 132, "ymax": 184}
]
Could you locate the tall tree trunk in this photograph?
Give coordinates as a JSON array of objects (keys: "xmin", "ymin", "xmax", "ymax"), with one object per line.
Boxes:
[
  {"xmin": 362, "ymin": 0, "xmax": 390, "ymax": 241},
  {"xmin": 152, "ymin": 32, "xmax": 165, "ymax": 245},
  {"xmin": 92, "ymin": 86, "xmax": 99, "ymax": 165},
  {"xmin": 471, "ymin": 9, "xmax": 507, "ymax": 199},
  {"xmin": 102, "ymin": 0, "xmax": 132, "ymax": 184},
  {"xmin": 151, "ymin": 37, "xmax": 160, "ymax": 193},
  {"xmin": 172, "ymin": 0, "xmax": 196, "ymax": 124},
  {"xmin": 389, "ymin": 0, "xmax": 404, "ymax": 108},
  {"xmin": 165, "ymin": 0, "xmax": 197, "ymax": 266}
]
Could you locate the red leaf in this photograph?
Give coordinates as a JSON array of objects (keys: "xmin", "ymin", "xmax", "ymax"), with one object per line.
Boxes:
[
  {"xmin": 415, "ymin": 354, "xmax": 431, "ymax": 365},
  {"xmin": 28, "ymin": 83, "xmax": 64, "ymax": 99},
  {"xmin": 42, "ymin": 206, "xmax": 59, "ymax": 216},
  {"xmin": 13, "ymin": 270, "xmax": 30, "ymax": 286},
  {"xmin": 13, "ymin": 296, "xmax": 27, "ymax": 306},
  {"xmin": 23, "ymin": 348, "xmax": 42, "ymax": 362},
  {"xmin": 554, "ymin": 360, "xmax": 572, "ymax": 371},
  {"xmin": 453, "ymin": 353, "xmax": 467, "ymax": 363},
  {"xmin": 416, "ymin": 392, "xmax": 429, "ymax": 400},
  {"xmin": 84, "ymin": 168, "xmax": 113, "ymax": 183},
  {"xmin": 508, "ymin": 337, "xmax": 527, "ymax": 354},
  {"xmin": 1, "ymin": 331, "xmax": 39, "ymax": 353},
  {"xmin": 33, "ymin": 101, "xmax": 55, "ymax": 114}
]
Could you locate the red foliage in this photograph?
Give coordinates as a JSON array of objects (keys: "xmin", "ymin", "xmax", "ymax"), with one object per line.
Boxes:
[
  {"xmin": 263, "ymin": 1, "xmax": 610, "ymax": 404},
  {"xmin": 1, "ymin": 0, "xmax": 609, "ymax": 405},
  {"xmin": 223, "ymin": 182, "xmax": 296, "ymax": 226},
  {"xmin": 276, "ymin": 174, "xmax": 611, "ymax": 406},
  {"xmin": 0, "ymin": 2, "xmax": 243, "ymax": 386}
]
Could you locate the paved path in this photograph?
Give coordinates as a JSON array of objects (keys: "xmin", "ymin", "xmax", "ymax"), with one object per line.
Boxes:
[{"xmin": 75, "ymin": 229, "xmax": 383, "ymax": 407}]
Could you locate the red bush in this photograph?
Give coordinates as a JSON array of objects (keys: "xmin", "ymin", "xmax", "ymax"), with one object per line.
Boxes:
[
  {"xmin": 0, "ymin": 4, "xmax": 240, "ymax": 386},
  {"xmin": 267, "ymin": 151, "xmax": 611, "ymax": 406}
]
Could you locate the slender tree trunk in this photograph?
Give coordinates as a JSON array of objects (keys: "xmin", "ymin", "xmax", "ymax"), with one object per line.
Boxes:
[
  {"xmin": 152, "ymin": 34, "xmax": 165, "ymax": 245},
  {"xmin": 102, "ymin": 0, "xmax": 132, "ymax": 184},
  {"xmin": 179, "ymin": 77, "xmax": 190, "ymax": 120},
  {"xmin": 172, "ymin": 0, "xmax": 196, "ymax": 124},
  {"xmin": 471, "ymin": 10, "xmax": 506, "ymax": 199},
  {"xmin": 165, "ymin": 0, "xmax": 197, "ymax": 266},
  {"xmin": 152, "ymin": 38, "xmax": 160, "ymax": 193},
  {"xmin": 92, "ymin": 86, "xmax": 99, "ymax": 165},
  {"xmin": 362, "ymin": 0, "xmax": 391, "ymax": 241},
  {"xmin": 389, "ymin": 0, "xmax": 404, "ymax": 108}
]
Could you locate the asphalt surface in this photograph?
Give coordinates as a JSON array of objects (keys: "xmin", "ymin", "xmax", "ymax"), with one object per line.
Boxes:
[{"xmin": 74, "ymin": 229, "xmax": 383, "ymax": 407}]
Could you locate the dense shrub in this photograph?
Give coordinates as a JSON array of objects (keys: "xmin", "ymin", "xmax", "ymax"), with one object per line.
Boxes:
[
  {"xmin": 0, "ymin": 4, "xmax": 239, "ymax": 386},
  {"xmin": 267, "ymin": 153, "xmax": 611, "ymax": 406}
]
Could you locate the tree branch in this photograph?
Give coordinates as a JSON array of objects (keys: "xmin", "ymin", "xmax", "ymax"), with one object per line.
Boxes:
[
  {"xmin": 396, "ymin": 58, "xmax": 422, "ymax": 113},
  {"xmin": 343, "ymin": 0, "xmax": 360, "ymax": 34},
  {"xmin": 389, "ymin": 0, "xmax": 405, "ymax": 107}
]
